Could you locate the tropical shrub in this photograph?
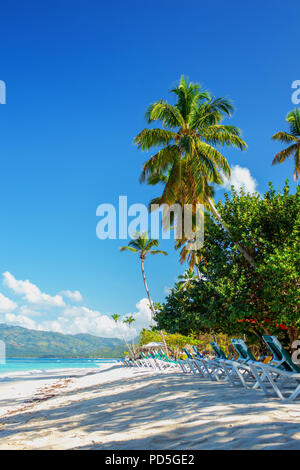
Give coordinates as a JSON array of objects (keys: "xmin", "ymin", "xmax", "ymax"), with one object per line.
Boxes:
[{"xmin": 155, "ymin": 182, "xmax": 300, "ymax": 351}]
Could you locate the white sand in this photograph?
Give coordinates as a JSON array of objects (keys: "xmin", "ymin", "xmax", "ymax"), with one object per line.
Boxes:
[{"xmin": 0, "ymin": 364, "xmax": 300, "ymax": 450}]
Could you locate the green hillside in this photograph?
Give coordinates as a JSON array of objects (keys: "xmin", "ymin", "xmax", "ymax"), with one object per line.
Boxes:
[{"xmin": 0, "ymin": 324, "xmax": 125, "ymax": 358}]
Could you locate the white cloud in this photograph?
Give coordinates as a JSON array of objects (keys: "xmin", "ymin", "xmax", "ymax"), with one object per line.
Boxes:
[
  {"xmin": 55, "ymin": 306, "xmax": 121, "ymax": 336},
  {"xmin": 50, "ymin": 299, "xmax": 153, "ymax": 339},
  {"xmin": 4, "ymin": 313, "xmax": 38, "ymax": 330},
  {"xmin": 3, "ymin": 272, "xmax": 65, "ymax": 307},
  {"xmin": 131, "ymin": 298, "xmax": 153, "ymax": 333},
  {"xmin": 0, "ymin": 293, "xmax": 17, "ymax": 312},
  {"xmin": 2, "ymin": 295, "xmax": 152, "ymax": 340},
  {"xmin": 18, "ymin": 305, "xmax": 41, "ymax": 317},
  {"xmin": 221, "ymin": 165, "xmax": 258, "ymax": 194},
  {"xmin": 1, "ymin": 271, "xmax": 153, "ymax": 340},
  {"xmin": 61, "ymin": 290, "xmax": 83, "ymax": 302}
]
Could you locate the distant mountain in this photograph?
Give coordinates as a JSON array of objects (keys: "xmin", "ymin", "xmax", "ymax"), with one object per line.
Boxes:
[{"xmin": 0, "ymin": 324, "xmax": 125, "ymax": 358}]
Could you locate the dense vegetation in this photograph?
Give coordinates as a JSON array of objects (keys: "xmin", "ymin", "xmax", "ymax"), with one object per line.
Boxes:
[
  {"xmin": 0, "ymin": 324, "xmax": 124, "ymax": 358},
  {"xmin": 154, "ymin": 182, "xmax": 300, "ymax": 352}
]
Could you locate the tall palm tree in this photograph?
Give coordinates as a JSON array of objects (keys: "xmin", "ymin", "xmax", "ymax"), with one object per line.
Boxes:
[
  {"xmin": 123, "ymin": 315, "xmax": 135, "ymax": 329},
  {"xmin": 272, "ymin": 108, "xmax": 300, "ymax": 181},
  {"xmin": 120, "ymin": 232, "xmax": 167, "ymax": 322},
  {"xmin": 134, "ymin": 76, "xmax": 256, "ymax": 267},
  {"xmin": 123, "ymin": 315, "xmax": 136, "ymax": 353},
  {"xmin": 111, "ymin": 313, "xmax": 133, "ymax": 355}
]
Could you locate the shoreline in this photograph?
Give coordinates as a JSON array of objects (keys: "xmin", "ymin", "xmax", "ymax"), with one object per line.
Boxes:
[
  {"xmin": 0, "ymin": 358, "xmax": 121, "ymax": 378},
  {"xmin": 0, "ymin": 365, "xmax": 113, "ymax": 418},
  {"xmin": 0, "ymin": 364, "xmax": 300, "ymax": 449}
]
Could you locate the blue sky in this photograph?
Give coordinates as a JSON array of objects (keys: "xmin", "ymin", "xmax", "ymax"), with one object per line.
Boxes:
[{"xmin": 0, "ymin": 0, "xmax": 299, "ymax": 337}]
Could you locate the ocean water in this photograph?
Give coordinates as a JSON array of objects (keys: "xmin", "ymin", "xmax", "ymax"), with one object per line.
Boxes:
[{"xmin": 0, "ymin": 357, "xmax": 121, "ymax": 375}]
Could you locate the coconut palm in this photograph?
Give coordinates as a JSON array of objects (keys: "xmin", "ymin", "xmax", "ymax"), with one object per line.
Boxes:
[
  {"xmin": 177, "ymin": 269, "xmax": 198, "ymax": 291},
  {"xmin": 123, "ymin": 315, "xmax": 136, "ymax": 353},
  {"xmin": 123, "ymin": 315, "xmax": 135, "ymax": 328},
  {"xmin": 175, "ymin": 236, "xmax": 204, "ymax": 280},
  {"xmin": 134, "ymin": 76, "xmax": 256, "ymax": 267},
  {"xmin": 272, "ymin": 108, "xmax": 300, "ymax": 181},
  {"xmin": 120, "ymin": 232, "xmax": 167, "ymax": 322},
  {"xmin": 111, "ymin": 313, "xmax": 133, "ymax": 355},
  {"xmin": 111, "ymin": 313, "xmax": 120, "ymax": 323}
]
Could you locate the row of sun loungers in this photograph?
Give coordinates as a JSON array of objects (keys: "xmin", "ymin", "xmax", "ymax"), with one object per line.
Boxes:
[{"xmin": 123, "ymin": 335, "xmax": 300, "ymax": 401}]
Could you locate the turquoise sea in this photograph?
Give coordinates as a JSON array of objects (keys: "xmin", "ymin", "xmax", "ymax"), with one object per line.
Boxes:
[{"xmin": 0, "ymin": 358, "xmax": 120, "ymax": 375}]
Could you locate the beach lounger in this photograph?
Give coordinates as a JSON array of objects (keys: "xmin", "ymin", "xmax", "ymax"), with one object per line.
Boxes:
[
  {"xmin": 204, "ymin": 340, "xmax": 259, "ymax": 389},
  {"xmin": 182, "ymin": 348, "xmax": 200, "ymax": 375},
  {"xmin": 157, "ymin": 349, "xmax": 181, "ymax": 371},
  {"xmin": 227, "ymin": 336, "xmax": 300, "ymax": 400},
  {"xmin": 262, "ymin": 335, "xmax": 300, "ymax": 372},
  {"xmin": 189, "ymin": 345, "xmax": 227, "ymax": 380},
  {"xmin": 231, "ymin": 339, "xmax": 256, "ymax": 363},
  {"xmin": 248, "ymin": 336, "xmax": 300, "ymax": 400}
]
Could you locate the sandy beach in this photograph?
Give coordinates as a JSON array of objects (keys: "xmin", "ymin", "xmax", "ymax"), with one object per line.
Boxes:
[{"xmin": 0, "ymin": 364, "xmax": 299, "ymax": 450}]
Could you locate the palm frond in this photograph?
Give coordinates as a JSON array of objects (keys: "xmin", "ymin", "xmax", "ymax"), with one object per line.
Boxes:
[
  {"xmin": 195, "ymin": 141, "xmax": 231, "ymax": 177},
  {"xmin": 286, "ymin": 108, "xmax": 300, "ymax": 136},
  {"xmin": 140, "ymin": 146, "xmax": 179, "ymax": 183},
  {"xmin": 272, "ymin": 131, "xmax": 298, "ymax": 143},
  {"xmin": 145, "ymin": 101, "xmax": 185, "ymax": 128},
  {"xmin": 200, "ymin": 125, "xmax": 247, "ymax": 150},
  {"xmin": 134, "ymin": 128, "xmax": 175, "ymax": 150},
  {"xmin": 272, "ymin": 143, "xmax": 299, "ymax": 164},
  {"xmin": 120, "ymin": 246, "xmax": 138, "ymax": 253},
  {"xmin": 148, "ymin": 249, "xmax": 168, "ymax": 256}
]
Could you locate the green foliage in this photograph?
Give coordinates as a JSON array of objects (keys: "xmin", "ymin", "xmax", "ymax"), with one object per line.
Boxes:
[
  {"xmin": 139, "ymin": 328, "xmax": 196, "ymax": 349},
  {"xmin": 155, "ymin": 182, "xmax": 300, "ymax": 350},
  {"xmin": 138, "ymin": 328, "xmax": 234, "ymax": 358}
]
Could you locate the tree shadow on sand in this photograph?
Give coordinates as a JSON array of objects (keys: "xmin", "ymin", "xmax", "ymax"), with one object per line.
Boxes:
[{"xmin": 0, "ymin": 368, "xmax": 300, "ymax": 450}]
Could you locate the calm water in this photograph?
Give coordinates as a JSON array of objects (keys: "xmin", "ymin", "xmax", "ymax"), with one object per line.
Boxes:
[{"xmin": 0, "ymin": 358, "xmax": 121, "ymax": 375}]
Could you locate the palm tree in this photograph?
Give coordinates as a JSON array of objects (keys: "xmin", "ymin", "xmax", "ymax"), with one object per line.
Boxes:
[
  {"xmin": 123, "ymin": 315, "xmax": 136, "ymax": 353},
  {"xmin": 111, "ymin": 313, "xmax": 120, "ymax": 324},
  {"xmin": 134, "ymin": 76, "xmax": 256, "ymax": 267},
  {"xmin": 120, "ymin": 232, "xmax": 167, "ymax": 322},
  {"xmin": 111, "ymin": 313, "xmax": 133, "ymax": 355},
  {"xmin": 177, "ymin": 269, "xmax": 198, "ymax": 291},
  {"xmin": 175, "ymin": 235, "xmax": 204, "ymax": 280},
  {"xmin": 272, "ymin": 108, "xmax": 300, "ymax": 181}
]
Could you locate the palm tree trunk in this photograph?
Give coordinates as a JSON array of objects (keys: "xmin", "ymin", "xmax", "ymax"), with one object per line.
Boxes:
[
  {"xmin": 131, "ymin": 325, "xmax": 135, "ymax": 357},
  {"xmin": 195, "ymin": 265, "xmax": 202, "ymax": 281},
  {"xmin": 195, "ymin": 255, "xmax": 202, "ymax": 281},
  {"xmin": 140, "ymin": 258, "xmax": 169, "ymax": 357},
  {"xmin": 141, "ymin": 258, "xmax": 155, "ymax": 322},
  {"xmin": 117, "ymin": 324, "xmax": 134, "ymax": 357},
  {"xmin": 207, "ymin": 198, "xmax": 256, "ymax": 268}
]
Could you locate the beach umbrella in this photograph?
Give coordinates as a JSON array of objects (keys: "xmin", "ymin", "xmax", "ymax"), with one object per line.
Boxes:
[{"xmin": 142, "ymin": 342, "xmax": 164, "ymax": 349}]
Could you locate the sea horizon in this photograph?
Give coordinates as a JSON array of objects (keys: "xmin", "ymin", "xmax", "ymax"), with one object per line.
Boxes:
[{"xmin": 0, "ymin": 357, "xmax": 121, "ymax": 376}]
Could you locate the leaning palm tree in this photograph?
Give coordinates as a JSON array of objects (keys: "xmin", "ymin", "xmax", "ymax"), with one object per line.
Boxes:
[
  {"xmin": 123, "ymin": 315, "xmax": 136, "ymax": 354},
  {"xmin": 120, "ymin": 232, "xmax": 167, "ymax": 322},
  {"xmin": 272, "ymin": 108, "xmax": 300, "ymax": 181},
  {"xmin": 111, "ymin": 313, "xmax": 133, "ymax": 355},
  {"xmin": 134, "ymin": 76, "xmax": 256, "ymax": 267}
]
